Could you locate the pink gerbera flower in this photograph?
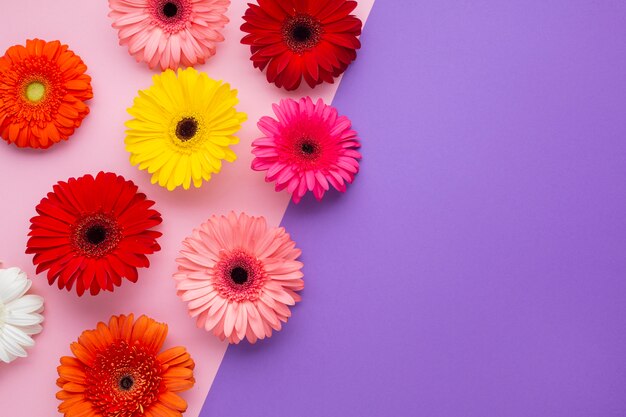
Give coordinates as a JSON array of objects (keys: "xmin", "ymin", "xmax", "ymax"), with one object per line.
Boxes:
[
  {"xmin": 108, "ymin": 0, "xmax": 230, "ymax": 70},
  {"xmin": 251, "ymin": 97, "xmax": 362, "ymax": 203},
  {"xmin": 174, "ymin": 212, "xmax": 304, "ymax": 344}
]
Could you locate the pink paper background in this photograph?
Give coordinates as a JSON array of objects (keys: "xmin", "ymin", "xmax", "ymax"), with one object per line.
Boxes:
[{"xmin": 0, "ymin": 0, "xmax": 373, "ymax": 415}]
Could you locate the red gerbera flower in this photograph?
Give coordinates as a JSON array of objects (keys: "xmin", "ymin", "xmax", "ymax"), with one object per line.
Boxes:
[
  {"xmin": 0, "ymin": 39, "xmax": 93, "ymax": 148},
  {"xmin": 241, "ymin": 0, "xmax": 362, "ymax": 90},
  {"xmin": 26, "ymin": 172, "xmax": 162, "ymax": 296}
]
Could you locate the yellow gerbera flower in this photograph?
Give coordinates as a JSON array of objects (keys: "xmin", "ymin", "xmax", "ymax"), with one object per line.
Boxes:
[{"xmin": 125, "ymin": 67, "xmax": 247, "ymax": 190}]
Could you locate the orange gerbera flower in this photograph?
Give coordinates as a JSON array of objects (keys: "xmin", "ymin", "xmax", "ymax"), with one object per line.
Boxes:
[
  {"xmin": 0, "ymin": 39, "xmax": 93, "ymax": 148},
  {"xmin": 56, "ymin": 314, "xmax": 195, "ymax": 417}
]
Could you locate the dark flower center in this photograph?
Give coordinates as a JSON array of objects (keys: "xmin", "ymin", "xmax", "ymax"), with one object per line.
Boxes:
[
  {"xmin": 230, "ymin": 267, "xmax": 248, "ymax": 285},
  {"xmin": 214, "ymin": 249, "xmax": 268, "ymax": 302},
  {"xmin": 86, "ymin": 225, "xmax": 107, "ymax": 245},
  {"xmin": 72, "ymin": 214, "xmax": 122, "ymax": 258},
  {"xmin": 292, "ymin": 25, "xmax": 313, "ymax": 43},
  {"xmin": 282, "ymin": 14, "xmax": 322, "ymax": 54},
  {"xmin": 297, "ymin": 138, "xmax": 321, "ymax": 160},
  {"xmin": 163, "ymin": 2, "xmax": 178, "ymax": 18},
  {"xmin": 119, "ymin": 375, "xmax": 134, "ymax": 391},
  {"xmin": 175, "ymin": 117, "xmax": 198, "ymax": 142},
  {"xmin": 301, "ymin": 142, "xmax": 316, "ymax": 155}
]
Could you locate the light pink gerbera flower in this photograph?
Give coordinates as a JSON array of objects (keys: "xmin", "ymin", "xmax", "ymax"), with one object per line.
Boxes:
[
  {"xmin": 108, "ymin": 0, "xmax": 230, "ymax": 70},
  {"xmin": 174, "ymin": 212, "xmax": 304, "ymax": 344},
  {"xmin": 251, "ymin": 97, "xmax": 362, "ymax": 204}
]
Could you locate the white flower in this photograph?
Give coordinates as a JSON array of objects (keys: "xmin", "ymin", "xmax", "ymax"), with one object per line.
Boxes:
[{"xmin": 0, "ymin": 267, "xmax": 44, "ymax": 363}]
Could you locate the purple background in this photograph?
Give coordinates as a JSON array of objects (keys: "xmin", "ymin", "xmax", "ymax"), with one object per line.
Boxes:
[{"xmin": 201, "ymin": 1, "xmax": 626, "ymax": 416}]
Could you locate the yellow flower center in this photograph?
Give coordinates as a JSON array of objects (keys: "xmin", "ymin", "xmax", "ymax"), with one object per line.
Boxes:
[{"xmin": 25, "ymin": 81, "xmax": 46, "ymax": 103}]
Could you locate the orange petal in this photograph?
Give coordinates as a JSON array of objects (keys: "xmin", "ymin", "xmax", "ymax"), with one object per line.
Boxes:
[
  {"xmin": 120, "ymin": 314, "xmax": 135, "ymax": 342},
  {"xmin": 159, "ymin": 391, "xmax": 188, "ymax": 412},
  {"xmin": 61, "ymin": 382, "xmax": 86, "ymax": 393},
  {"xmin": 157, "ymin": 346, "xmax": 187, "ymax": 365},
  {"xmin": 57, "ymin": 365, "xmax": 86, "ymax": 384},
  {"xmin": 64, "ymin": 398, "xmax": 96, "ymax": 417},
  {"xmin": 143, "ymin": 319, "xmax": 168, "ymax": 352},
  {"xmin": 130, "ymin": 314, "xmax": 150, "ymax": 344},
  {"xmin": 70, "ymin": 342, "xmax": 94, "ymax": 365},
  {"xmin": 148, "ymin": 402, "xmax": 182, "ymax": 417},
  {"xmin": 162, "ymin": 366, "xmax": 193, "ymax": 380},
  {"xmin": 163, "ymin": 378, "xmax": 195, "ymax": 393},
  {"xmin": 57, "ymin": 393, "xmax": 85, "ymax": 410}
]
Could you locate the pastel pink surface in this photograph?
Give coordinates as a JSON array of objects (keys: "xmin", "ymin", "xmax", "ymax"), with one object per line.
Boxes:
[{"xmin": 0, "ymin": 1, "xmax": 373, "ymax": 416}]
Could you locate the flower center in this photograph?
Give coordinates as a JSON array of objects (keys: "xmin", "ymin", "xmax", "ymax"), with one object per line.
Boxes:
[
  {"xmin": 26, "ymin": 81, "xmax": 46, "ymax": 103},
  {"xmin": 175, "ymin": 117, "xmax": 198, "ymax": 142},
  {"xmin": 301, "ymin": 141, "xmax": 316, "ymax": 155},
  {"xmin": 297, "ymin": 138, "xmax": 321, "ymax": 160},
  {"xmin": 293, "ymin": 25, "xmax": 312, "ymax": 43},
  {"xmin": 282, "ymin": 14, "xmax": 323, "ymax": 54},
  {"xmin": 230, "ymin": 266, "xmax": 248, "ymax": 285},
  {"xmin": 72, "ymin": 214, "xmax": 122, "ymax": 258},
  {"xmin": 162, "ymin": 1, "xmax": 178, "ymax": 17},
  {"xmin": 86, "ymin": 225, "xmax": 107, "ymax": 245},
  {"xmin": 152, "ymin": 0, "xmax": 190, "ymax": 33},
  {"xmin": 85, "ymin": 341, "xmax": 162, "ymax": 417},
  {"xmin": 119, "ymin": 375, "xmax": 134, "ymax": 391},
  {"xmin": 213, "ymin": 249, "xmax": 267, "ymax": 302},
  {"xmin": 14, "ymin": 60, "xmax": 65, "ymax": 121}
]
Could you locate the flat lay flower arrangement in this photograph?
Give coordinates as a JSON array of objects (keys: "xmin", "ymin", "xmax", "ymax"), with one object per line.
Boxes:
[{"xmin": 0, "ymin": 1, "xmax": 365, "ymax": 416}]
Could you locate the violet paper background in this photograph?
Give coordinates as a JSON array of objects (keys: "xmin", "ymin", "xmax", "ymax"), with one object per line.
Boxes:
[{"xmin": 201, "ymin": 1, "xmax": 626, "ymax": 416}]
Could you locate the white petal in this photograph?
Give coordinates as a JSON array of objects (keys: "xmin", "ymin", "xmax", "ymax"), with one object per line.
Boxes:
[
  {"xmin": 18, "ymin": 324, "xmax": 43, "ymax": 336},
  {"xmin": 0, "ymin": 328, "xmax": 27, "ymax": 359},
  {"xmin": 5, "ymin": 311, "xmax": 44, "ymax": 327},
  {"xmin": 3, "ymin": 324, "xmax": 34, "ymax": 348},
  {"xmin": 6, "ymin": 294, "xmax": 44, "ymax": 315},
  {"xmin": 0, "ymin": 341, "xmax": 12, "ymax": 363},
  {"xmin": 0, "ymin": 268, "xmax": 30, "ymax": 304}
]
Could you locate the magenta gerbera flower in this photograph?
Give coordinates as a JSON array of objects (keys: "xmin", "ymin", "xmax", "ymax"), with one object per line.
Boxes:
[
  {"xmin": 174, "ymin": 212, "xmax": 304, "ymax": 344},
  {"xmin": 108, "ymin": 0, "xmax": 230, "ymax": 70},
  {"xmin": 251, "ymin": 97, "xmax": 362, "ymax": 203}
]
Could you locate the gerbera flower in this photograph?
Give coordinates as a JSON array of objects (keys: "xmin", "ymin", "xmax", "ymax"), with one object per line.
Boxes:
[
  {"xmin": 125, "ymin": 67, "xmax": 247, "ymax": 190},
  {"xmin": 56, "ymin": 314, "xmax": 195, "ymax": 417},
  {"xmin": 109, "ymin": 0, "xmax": 230, "ymax": 70},
  {"xmin": 241, "ymin": 0, "xmax": 362, "ymax": 90},
  {"xmin": 251, "ymin": 97, "xmax": 361, "ymax": 203},
  {"xmin": 0, "ymin": 39, "xmax": 93, "ymax": 148},
  {"xmin": 174, "ymin": 212, "xmax": 304, "ymax": 344},
  {"xmin": 26, "ymin": 172, "xmax": 162, "ymax": 296},
  {"xmin": 0, "ymin": 266, "xmax": 44, "ymax": 363}
]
